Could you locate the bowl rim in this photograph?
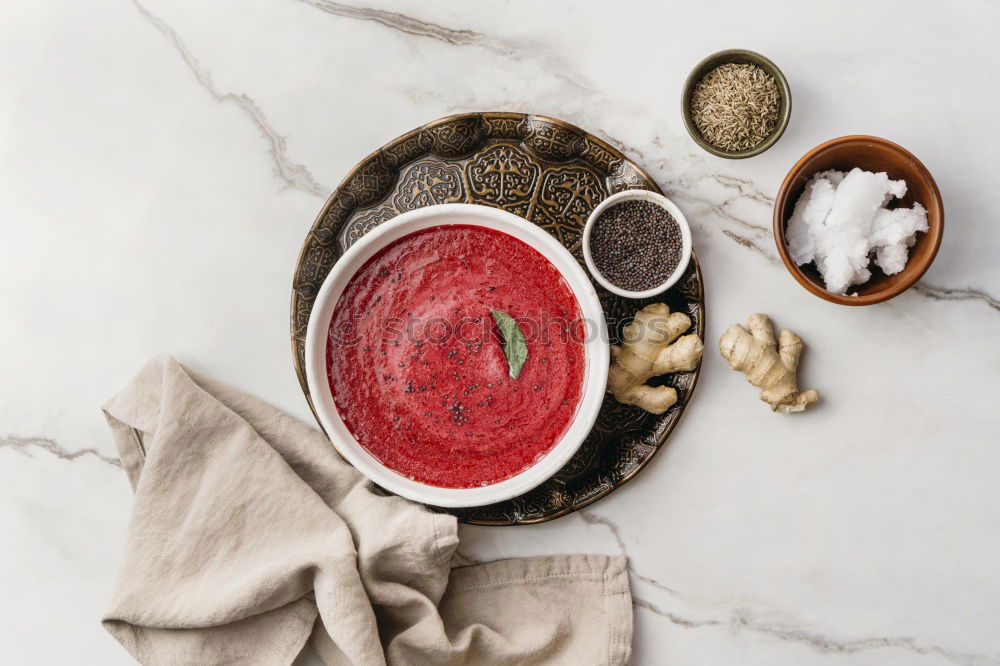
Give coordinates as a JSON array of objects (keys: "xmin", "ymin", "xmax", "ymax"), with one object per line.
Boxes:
[
  {"xmin": 681, "ymin": 48, "xmax": 792, "ymax": 159},
  {"xmin": 581, "ymin": 190, "xmax": 693, "ymax": 299},
  {"xmin": 773, "ymin": 135, "xmax": 945, "ymax": 306},
  {"xmin": 304, "ymin": 202, "xmax": 610, "ymax": 507}
]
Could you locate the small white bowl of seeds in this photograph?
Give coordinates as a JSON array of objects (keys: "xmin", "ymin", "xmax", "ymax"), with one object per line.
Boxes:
[{"xmin": 582, "ymin": 190, "xmax": 692, "ymax": 299}]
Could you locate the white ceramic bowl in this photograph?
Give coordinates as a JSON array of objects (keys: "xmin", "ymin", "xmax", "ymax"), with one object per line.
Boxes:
[
  {"xmin": 582, "ymin": 190, "xmax": 693, "ymax": 299},
  {"xmin": 305, "ymin": 203, "xmax": 609, "ymax": 508}
]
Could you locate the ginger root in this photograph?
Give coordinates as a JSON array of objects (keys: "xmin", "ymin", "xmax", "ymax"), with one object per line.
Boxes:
[
  {"xmin": 719, "ymin": 313, "xmax": 819, "ymax": 413},
  {"xmin": 608, "ymin": 303, "xmax": 704, "ymax": 414}
]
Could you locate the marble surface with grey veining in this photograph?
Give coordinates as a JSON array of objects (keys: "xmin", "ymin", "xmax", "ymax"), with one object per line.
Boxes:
[{"xmin": 3, "ymin": 1, "xmax": 999, "ymax": 664}]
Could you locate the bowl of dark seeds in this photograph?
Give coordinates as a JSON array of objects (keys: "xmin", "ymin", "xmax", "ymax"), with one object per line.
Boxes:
[
  {"xmin": 682, "ymin": 49, "xmax": 791, "ymax": 159},
  {"xmin": 582, "ymin": 190, "xmax": 692, "ymax": 299}
]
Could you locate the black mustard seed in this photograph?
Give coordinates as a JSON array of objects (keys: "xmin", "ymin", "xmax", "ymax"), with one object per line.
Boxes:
[{"xmin": 590, "ymin": 199, "xmax": 683, "ymax": 291}]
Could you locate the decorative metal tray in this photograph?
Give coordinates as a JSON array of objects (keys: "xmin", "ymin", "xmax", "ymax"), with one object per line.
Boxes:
[{"xmin": 291, "ymin": 112, "xmax": 705, "ymax": 525}]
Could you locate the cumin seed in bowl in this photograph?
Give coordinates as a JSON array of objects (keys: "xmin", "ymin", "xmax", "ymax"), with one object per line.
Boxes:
[{"xmin": 682, "ymin": 49, "xmax": 792, "ymax": 159}]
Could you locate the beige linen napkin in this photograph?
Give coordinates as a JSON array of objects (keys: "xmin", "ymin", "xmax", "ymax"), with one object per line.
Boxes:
[{"xmin": 102, "ymin": 356, "xmax": 632, "ymax": 665}]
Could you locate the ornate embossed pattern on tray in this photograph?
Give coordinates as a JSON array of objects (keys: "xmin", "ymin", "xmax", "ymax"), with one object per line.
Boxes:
[{"xmin": 291, "ymin": 112, "xmax": 705, "ymax": 525}]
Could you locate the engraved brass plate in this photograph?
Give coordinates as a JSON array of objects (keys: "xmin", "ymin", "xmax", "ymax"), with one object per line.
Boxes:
[{"xmin": 291, "ymin": 112, "xmax": 705, "ymax": 525}]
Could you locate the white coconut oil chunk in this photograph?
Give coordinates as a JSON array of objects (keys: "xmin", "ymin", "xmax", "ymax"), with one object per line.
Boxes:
[{"xmin": 785, "ymin": 167, "xmax": 928, "ymax": 295}]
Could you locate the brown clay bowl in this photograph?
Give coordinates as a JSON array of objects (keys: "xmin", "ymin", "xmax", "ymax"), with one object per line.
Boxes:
[{"xmin": 773, "ymin": 136, "xmax": 944, "ymax": 305}]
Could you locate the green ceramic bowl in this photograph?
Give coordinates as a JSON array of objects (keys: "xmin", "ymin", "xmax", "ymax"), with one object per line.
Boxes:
[{"xmin": 682, "ymin": 49, "xmax": 791, "ymax": 159}]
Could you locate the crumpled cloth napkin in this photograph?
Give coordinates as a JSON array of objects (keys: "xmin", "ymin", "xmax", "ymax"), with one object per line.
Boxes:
[{"xmin": 101, "ymin": 356, "xmax": 632, "ymax": 665}]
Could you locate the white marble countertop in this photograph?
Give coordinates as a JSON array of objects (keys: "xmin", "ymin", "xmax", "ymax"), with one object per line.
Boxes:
[{"xmin": 3, "ymin": 1, "xmax": 999, "ymax": 664}]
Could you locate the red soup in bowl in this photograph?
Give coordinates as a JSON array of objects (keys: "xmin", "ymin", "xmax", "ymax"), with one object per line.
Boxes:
[{"xmin": 327, "ymin": 224, "xmax": 586, "ymax": 489}]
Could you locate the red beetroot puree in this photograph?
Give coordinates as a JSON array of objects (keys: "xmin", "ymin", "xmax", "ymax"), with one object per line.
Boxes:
[{"xmin": 327, "ymin": 224, "xmax": 585, "ymax": 488}]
